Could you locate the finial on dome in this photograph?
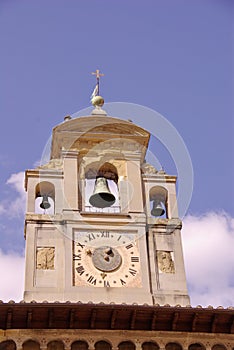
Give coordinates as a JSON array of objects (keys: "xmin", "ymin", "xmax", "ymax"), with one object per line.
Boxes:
[{"xmin": 91, "ymin": 69, "xmax": 106, "ymax": 115}]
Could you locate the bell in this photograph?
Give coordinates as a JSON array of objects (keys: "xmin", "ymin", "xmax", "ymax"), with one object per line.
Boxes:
[
  {"xmin": 151, "ymin": 200, "xmax": 165, "ymax": 217},
  {"xmin": 89, "ymin": 177, "xmax": 116, "ymax": 208},
  {"xmin": 40, "ymin": 194, "xmax": 51, "ymax": 210}
]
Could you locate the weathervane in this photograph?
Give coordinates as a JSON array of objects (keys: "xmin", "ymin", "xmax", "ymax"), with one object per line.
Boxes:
[{"xmin": 91, "ymin": 69, "xmax": 105, "ymax": 109}]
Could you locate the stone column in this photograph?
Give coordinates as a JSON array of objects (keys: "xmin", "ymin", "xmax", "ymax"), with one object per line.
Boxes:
[
  {"xmin": 124, "ymin": 151, "xmax": 144, "ymax": 213},
  {"xmin": 39, "ymin": 337, "xmax": 48, "ymax": 350},
  {"xmin": 135, "ymin": 340, "xmax": 142, "ymax": 350},
  {"xmin": 205, "ymin": 344, "xmax": 212, "ymax": 350},
  {"xmin": 64, "ymin": 337, "xmax": 71, "ymax": 350},
  {"xmin": 166, "ymin": 183, "xmax": 178, "ymax": 218}
]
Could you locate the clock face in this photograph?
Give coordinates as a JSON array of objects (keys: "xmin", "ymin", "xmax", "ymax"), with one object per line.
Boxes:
[{"xmin": 73, "ymin": 230, "xmax": 141, "ymax": 288}]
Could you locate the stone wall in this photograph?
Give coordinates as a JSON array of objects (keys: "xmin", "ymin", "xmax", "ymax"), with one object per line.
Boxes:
[{"xmin": 0, "ymin": 329, "xmax": 233, "ymax": 350}]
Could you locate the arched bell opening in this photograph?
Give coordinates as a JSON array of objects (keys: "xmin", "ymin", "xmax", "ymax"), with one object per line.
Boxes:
[
  {"xmin": 35, "ymin": 181, "xmax": 55, "ymax": 214},
  {"xmin": 84, "ymin": 162, "xmax": 120, "ymax": 212},
  {"xmin": 149, "ymin": 186, "xmax": 168, "ymax": 218}
]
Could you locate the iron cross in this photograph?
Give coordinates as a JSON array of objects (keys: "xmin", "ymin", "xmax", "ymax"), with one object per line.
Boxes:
[{"xmin": 92, "ymin": 69, "xmax": 104, "ymax": 83}]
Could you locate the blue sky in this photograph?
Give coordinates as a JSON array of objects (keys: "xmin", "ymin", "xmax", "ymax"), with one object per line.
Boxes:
[{"xmin": 0, "ymin": 0, "xmax": 233, "ymax": 306}]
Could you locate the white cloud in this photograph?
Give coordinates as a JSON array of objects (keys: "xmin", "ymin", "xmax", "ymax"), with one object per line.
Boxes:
[
  {"xmin": 1, "ymin": 171, "xmax": 26, "ymax": 218},
  {"xmin": 182, "ymin": 212, "xmax": 234, "ymax": 307},
  {"xmin": 0, "ymin": 249, "xmax": 25, "ymax": 302},
  {"xmin": 7, "ymin": 172, "xmax": 25, "ymax": 195}
]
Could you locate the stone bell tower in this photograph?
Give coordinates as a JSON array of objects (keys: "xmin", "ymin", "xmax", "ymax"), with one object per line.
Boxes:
[{"xmin": 24, "ymin": 72, "xmax": 190, "ymax": 306}]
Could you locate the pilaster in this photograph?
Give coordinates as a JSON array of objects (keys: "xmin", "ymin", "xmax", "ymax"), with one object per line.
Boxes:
[{"xmin": 62, "ymin": 149, "xmax": 79, "ymax": 211}]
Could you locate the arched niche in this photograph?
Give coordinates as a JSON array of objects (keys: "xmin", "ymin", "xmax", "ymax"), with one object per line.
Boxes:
[
  {"xmin": 212, "ymin": 345, "xmax": 227, "ymax": 350},
  {"xmin": 0, "ymin": 340, "xmax": 16, "ymax": 350},
  {"xmin": 142, "ymin": 342, "xmax": 159, "ymax": 350},
  {"xmin": 85, "ymin": 161, "xmax": 118, "ymax": 183},
  {"xmin": 149, "ymin": 185, "xmax": 168, "ymax": 218},
  {"xmin": 47, "ymin": 340, "xmax": 64, "ymax": 350},
  {"xmin": 71, "ymin": 341, "xmax": 89, "ymax": 350},
  {"xmin": 23, "ymin": 339, "xmax": 40, "ymax": 350},
  {"xmin": 118, "ymin": 341, "xmax": 136, "ymax": 350},
  {"xmin": 165, "ymin": 343, "xmax": 183, "ymax": 350},
  {"xmin": 189, "ymin": 344, "xmax": 206, "ymax": 350},
  {"xmin": 35, "ymin": 181, "xmax": 55, "ymax": 214},
  {"xmin": 84, "ymin": 162, "xmax": 119, "ymax": 212},
  {"xmin": 95, "ymin": 341, "xmax": 112, "ymax": 350}
]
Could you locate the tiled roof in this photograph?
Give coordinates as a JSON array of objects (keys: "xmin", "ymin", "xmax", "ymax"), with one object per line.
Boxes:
[{"xmin": 0, "ymin": 301, "xmax": 233, "ymax": 333}]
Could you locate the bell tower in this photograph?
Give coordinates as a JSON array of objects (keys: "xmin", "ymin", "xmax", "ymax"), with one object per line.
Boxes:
[{"xmin": 24, "ymin": 74, "xmax": 190, "ymax": 306}]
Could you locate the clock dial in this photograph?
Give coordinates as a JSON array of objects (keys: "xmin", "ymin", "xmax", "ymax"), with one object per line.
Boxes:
[
  {"xmin": 73, "ymin": 230, "xmax": 141, "ymax": 288},
  {"xmin": 92, "ymin": 246, "xmax": 122, "ymax": 272}
]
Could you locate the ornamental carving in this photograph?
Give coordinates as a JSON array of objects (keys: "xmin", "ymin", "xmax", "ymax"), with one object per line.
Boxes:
[
  {"xmin": 141, "ymin": 162, "xmax": 158, "ymax": 174},
  {"xmin": 37, "ymin": 159, "xmax": 63, "ymax": 170},
  {"xmin": 36, "ymin": 247, "xmax": 55, "ymax": 270},
  {"xmin": 157, "ymin": 251, "xmax": 175, "ymax": 273}
]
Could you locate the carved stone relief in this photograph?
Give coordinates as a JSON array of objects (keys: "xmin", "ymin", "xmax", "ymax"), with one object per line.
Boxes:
[
  {"xmin": 37, "ymin": 158, "xmax": 63, "ymax": 170},
  {"xmin": 157, "ymin": 251, "xmax": 175, "ymax": 274},
  {"xmin": 36, "ymin": 247, "xmax": 55, "ymax": 270},
  {"xmin": 141, "ymin": 162, "xmax": 158, "ymax": 174}
]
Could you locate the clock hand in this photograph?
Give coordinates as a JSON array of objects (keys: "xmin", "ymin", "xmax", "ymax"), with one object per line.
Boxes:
[{"xmin": 86, "ymin": 249, "xmax": 92, "ymax": 256}]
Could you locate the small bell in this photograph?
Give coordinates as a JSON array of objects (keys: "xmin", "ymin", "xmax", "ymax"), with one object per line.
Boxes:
[
  {"xmin": 40, "ymin": 195, "xmax": 51, "ymax": 210},
  {"xmin": 151, "ymin": 200, "xmax": 165, "ymax": 217}
]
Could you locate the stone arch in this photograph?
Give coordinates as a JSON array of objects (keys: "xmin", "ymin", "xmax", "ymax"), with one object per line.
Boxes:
[
  {"xmin": 95, "ymin": 341, "xmax": 112, "ymax": 350},
  {"xmin": 165, "ymin": 343, "xmax": 183, "ymax": 350},
  {"xmin": 149, "ymin": 185, "xmax": 168, "ymax": 218},
  {"xmin": 118, "ymin": 341, "xmax": 136, "ymax": 350},
  {"xmin": 35, "ymin": 181, "xmax": 55, "ymax": 214},
  {"xmin": 71, "ymin": 341, "xmax": 89, "ymax": 350},
  {"xmin": 22, "ymin": 340, "xmax": 40, "ymax": 350},
  {"xmin": 142, "ymin": 342, "xmax": 159, "ymax": 350},
  {"xmin": 0, "ymin": 340, "xmax": 16, "ymax": 350},
  {"xmin": 85, "ymin": 161, "xmax": 118, "ymax": 183},
  {"xmin": 212, "ymin": 345, "xmax": 227, "ymax": 350},
  {"xmin": 188, "ymin": 344, "xmax": 206, "ymax": 350},
  {"xmin": 47, "ymin": 340, "xmax": 64, "ymax": 350}
]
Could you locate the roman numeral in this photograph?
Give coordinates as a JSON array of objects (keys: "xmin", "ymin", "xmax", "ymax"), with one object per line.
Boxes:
[
  {"xmin": 104, "ymin": 280, "xmax": 110, "ymax": 287},
  {"xmin": 120, "ymin": 279, "xmax": 126, "ymax": 285},
  {"xmin": 101, "ymin": 231, "xmax": 109, "ymax": 238},
  {"xmin": 125, "ymin": 243, "xmax": 133, "ymax": 250},
  {"xmin": 73, "ymin": 253, "xmax": 81, "ymax": 260},
  {"xmin": 131, "ymin": 256, "xmax": 139, "ymax": 262},
  {"xmin": 76, "ymin": 265, "xmax": 85, "ymax": 275},
  {"xmin": 86, "ymin": 233, "xmax": 95, "ymax": 241},
  {"xmin": 129, "ymin": 268, "xmax": 137, "ymax": 276},
  {"xmin": 77, "ymin": 242, "xmax": 85, "ymax": 249},
  {"xmin": 87, "ymin": 275, "xmax": 97, "ymax": 285}
]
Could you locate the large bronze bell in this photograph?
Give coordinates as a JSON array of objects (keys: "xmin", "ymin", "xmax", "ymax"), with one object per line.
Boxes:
[
  {"xmin": 151, "ymin": 200, "xmax": 165, "ymax": 217},
  {"xmin": 40, "ymin": 194, "xmax": 51, "ymax": 210},
  {"xmin": 89, "ymin": 177, "xmax": 116, "ymax": 208}
]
